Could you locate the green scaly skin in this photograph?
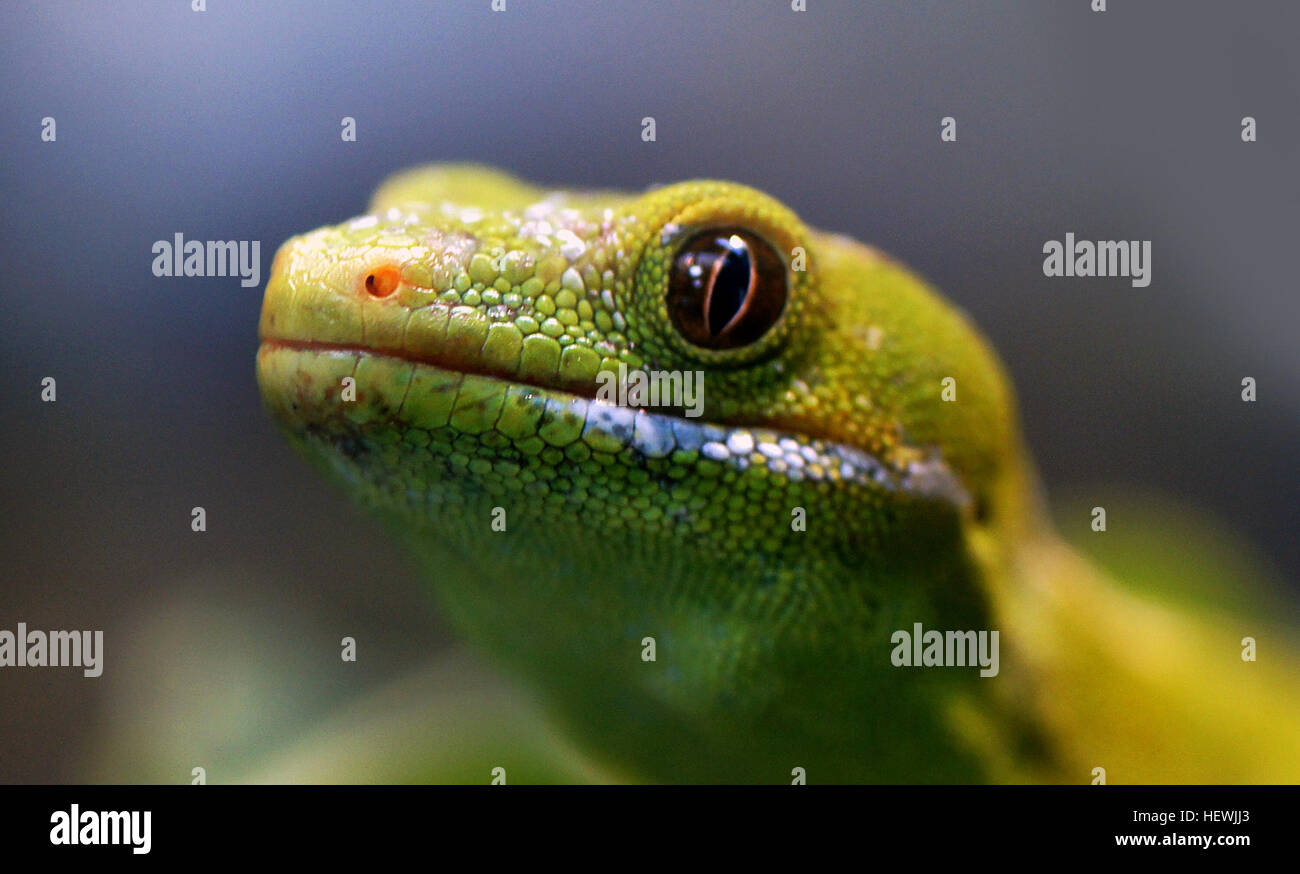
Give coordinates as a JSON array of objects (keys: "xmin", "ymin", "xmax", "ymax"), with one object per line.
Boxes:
[{"xmin": 257, "ymin": 165, "xmax": 1300, "ymax": 784}]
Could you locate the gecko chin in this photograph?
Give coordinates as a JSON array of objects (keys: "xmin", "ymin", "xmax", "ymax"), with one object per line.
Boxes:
[
  {"xmin": 257, "ymin": 339, "xmax": 973, "ymax": 546},
  {"xmin": 256, "ymin": 339, "xmax": 996, "ymax": 782}
]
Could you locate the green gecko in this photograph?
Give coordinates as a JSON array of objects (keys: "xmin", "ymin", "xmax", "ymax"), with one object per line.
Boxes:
[{"xmin": 256, "ymin": 164, "xmax": 1300, "ymax": 784}]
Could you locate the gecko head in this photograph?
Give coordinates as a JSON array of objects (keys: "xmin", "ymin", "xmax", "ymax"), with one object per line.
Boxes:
[{"xmin": 257, "ymin": 165, "xmax": 1031, "ymax": 780}]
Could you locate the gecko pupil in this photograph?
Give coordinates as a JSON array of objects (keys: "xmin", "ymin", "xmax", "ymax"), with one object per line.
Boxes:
[
  {"xmin": 709, "ymin": 238, "xmax": 751, "ymax": 335},
  {"xmin": 668, "ymin": 227, "xmax": 786, "ymax": 349}
]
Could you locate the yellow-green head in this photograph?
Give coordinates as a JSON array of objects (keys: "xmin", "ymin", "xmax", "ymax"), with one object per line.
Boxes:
[{"xmin": 256, "ymin": 164, "xmax": 1034, "ymax": 781}]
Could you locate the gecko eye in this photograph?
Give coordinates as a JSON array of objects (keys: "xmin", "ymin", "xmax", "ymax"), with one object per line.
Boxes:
[{"xmin": 667, "ymin": 228, "xmax": 787, "ymax": 349}]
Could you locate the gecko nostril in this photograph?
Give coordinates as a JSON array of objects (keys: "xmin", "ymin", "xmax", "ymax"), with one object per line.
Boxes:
[{"xmin": 364, "ymin": 266, "xmax": 401, "ymax": 298}]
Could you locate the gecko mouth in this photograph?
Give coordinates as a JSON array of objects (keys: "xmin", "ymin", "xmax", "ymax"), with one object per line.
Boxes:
[
  {"xmin": 256, "ymin": 338, "xmax": 971, "ymax": 509},
  {"xmin": 260, "ymin": 336, "xmax": 607, "ymax": 406}
]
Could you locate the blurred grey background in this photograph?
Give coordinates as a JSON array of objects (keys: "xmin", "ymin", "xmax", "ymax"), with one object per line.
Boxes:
[{"xmin": 1, "ymin": 0, "xmax": 1296, "ymax": 782}]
